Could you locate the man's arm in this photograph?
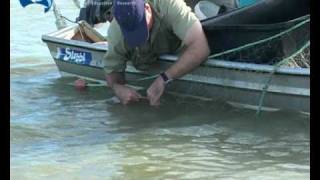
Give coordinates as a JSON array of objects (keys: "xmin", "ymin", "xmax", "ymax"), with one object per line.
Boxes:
[
  {"xmin": 104, "ymin": 19, "xmax": 143, "ymax": 105},
  {"xmin": 147, "ymin": 20, "xmax": 210, "ymax": 106},
  {"xmin": 165, "ymin": 20, "xmax": 210, "ymax": 79}
]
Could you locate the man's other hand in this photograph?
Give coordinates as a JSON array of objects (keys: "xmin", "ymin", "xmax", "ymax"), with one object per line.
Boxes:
[
  {"xmin": 147, "ymin": 76, "xmax": 166, "ymax": 106},
  {"xmin": 113, "ymin": 84, "xmax": 142, "ymax": 105}
]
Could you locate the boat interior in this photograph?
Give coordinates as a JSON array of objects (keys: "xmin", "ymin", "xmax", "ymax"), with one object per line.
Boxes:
[{"xmin": 54, "ymin": 21, "xmax": 107, "ymax": 43}]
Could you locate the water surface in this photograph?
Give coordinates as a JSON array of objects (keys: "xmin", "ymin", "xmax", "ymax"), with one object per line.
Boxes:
[{"xmin": 10, "ymin": 0, "xmax": 310, "ymax": 179}]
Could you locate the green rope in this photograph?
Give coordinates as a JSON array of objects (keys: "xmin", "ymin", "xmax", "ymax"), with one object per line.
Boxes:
[
  {"xmin": 208, "ymin": 18, "xmax": 310, "ymax": 59},
  {"xmin": 129, "ymin": 74, "xmax": 159, "ymax": 82},
  {"xmin": 255, "ymin": 41, "xmax": 310, "ymax": 117}
]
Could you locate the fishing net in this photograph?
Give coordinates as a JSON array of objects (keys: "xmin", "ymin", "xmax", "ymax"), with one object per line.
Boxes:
[{"xmin": 207, "ymin": 16, "xmax": 310, "ymax": 68}]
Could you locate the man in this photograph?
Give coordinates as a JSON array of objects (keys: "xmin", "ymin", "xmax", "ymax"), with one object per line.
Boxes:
[{"xmin": 104, "ymin": 0, "xmax": 210, "ymax": 106}]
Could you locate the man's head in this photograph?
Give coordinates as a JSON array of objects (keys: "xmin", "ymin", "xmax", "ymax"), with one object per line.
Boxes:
[{"xmin": 113, "ymin": 0, "xmax": 153, "ymax": 47}]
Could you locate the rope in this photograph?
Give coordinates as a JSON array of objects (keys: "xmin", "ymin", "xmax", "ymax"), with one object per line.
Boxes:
[
  {"xmin": 51, "ymin": 1, "xmax": 81, "ymax": 29},
  {"xmin": 208, "ymin": 18, "xmax": 310, "ymax": 59},
  {"xmin": 58, "ymin": 15, "xmax": 87, "ymax": 40},
  {"xmin": 59, "ymin": 13, "xmax": 92, "ymax": 41},
  {"xmin": 129, "ymin": 74, "xmax": 159, "ymax": 82},
  {"xmin": 60, "ymin": 15, "xmax": 77, "ymax": 24},
  {"xmin": 255, "ymin": 40, "xmax": 310, "ymax": 116}
]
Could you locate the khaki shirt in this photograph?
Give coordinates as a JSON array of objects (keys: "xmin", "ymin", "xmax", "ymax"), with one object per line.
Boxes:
[{"xmin": 103, "ymin": 0, "xmax": 198, "ymax": 74}]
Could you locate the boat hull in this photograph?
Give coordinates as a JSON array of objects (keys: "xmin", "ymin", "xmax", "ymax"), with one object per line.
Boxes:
[{"xmin": 42, "ymin": 35, "xmax": 310, "ymax": 112}]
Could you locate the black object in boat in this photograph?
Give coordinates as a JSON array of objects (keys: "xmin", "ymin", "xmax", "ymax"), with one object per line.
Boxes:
[{"xmin": 201, "ymin": 0, "xmax": 310, "ymax": 64}]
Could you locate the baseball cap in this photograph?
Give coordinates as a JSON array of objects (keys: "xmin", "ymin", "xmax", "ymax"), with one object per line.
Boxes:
[{"xmin": 113, "ymin": 0, "xmax": 149, "ymax": 47}]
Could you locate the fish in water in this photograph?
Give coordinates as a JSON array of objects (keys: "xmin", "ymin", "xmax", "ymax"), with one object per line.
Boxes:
[{"xmin": 19, "ymin": 0, "xmax": 53, "ymax": 13}]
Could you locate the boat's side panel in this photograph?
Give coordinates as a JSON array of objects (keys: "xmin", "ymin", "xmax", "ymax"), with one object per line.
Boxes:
[
  {"xmin": 44, "ymin": 40, "xmax": 310, "ymax": 112},
  {"xmin": 53, "ymin": 59, "xmax": 310, "ymax": 112},
  {"xmin": 127, "ymin": 72, "xmax": 309, "ymax": 112},
  {"xmin": 125, "ymin": 60, "xmax": 309, "ymax": 96},
  {"xmin": 125, "ymin": 61, "xmax": 309, "ymax": 112},
  {"xmin": 55, "ymin": 60, "xmax": 105, "ymax": 80}
]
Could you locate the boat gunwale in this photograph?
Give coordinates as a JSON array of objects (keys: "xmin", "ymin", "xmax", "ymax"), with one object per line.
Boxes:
[{"xmin": 42, "ymin": 31, "xmax": 310, "ymax": 76}]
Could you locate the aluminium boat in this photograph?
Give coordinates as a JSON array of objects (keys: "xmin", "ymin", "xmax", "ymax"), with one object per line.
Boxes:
[{"xmin": 42, "ymin": 0, "xmax": 310, "ymax": 112}]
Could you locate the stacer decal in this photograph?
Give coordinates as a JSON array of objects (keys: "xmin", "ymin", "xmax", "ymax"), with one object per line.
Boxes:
[{"xmin": 56, "ymin": 47, "xmax": 92, "ymax": 65}]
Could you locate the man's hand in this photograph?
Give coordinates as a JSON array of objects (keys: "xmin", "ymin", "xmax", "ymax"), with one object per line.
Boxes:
[
  {"xmin": 106, "ymin": 72, "xmax": 142, "ymax": 105},
  {"xmin": 147, "ymin": 76, "xmax": 165, "ymax": 106},
  {"xmin": 113, "ymin": 84, "xmax": 142, "ymax": 105}
]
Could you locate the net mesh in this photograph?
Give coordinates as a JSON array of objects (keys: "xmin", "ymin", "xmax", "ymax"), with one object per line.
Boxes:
[{"xmin": 208, "ymin": 17, "xmax": 310, "ymax": 68}]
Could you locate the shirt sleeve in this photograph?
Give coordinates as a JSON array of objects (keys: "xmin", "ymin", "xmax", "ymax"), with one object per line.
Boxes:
[
  {"xmin": 103, "ymin": 20, "xmax": 128, "ymax": 74},
  {"xmin": 160, "ymin": 0, "xmax": 199, "ymax": 41}
]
